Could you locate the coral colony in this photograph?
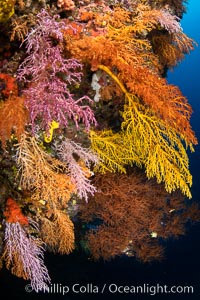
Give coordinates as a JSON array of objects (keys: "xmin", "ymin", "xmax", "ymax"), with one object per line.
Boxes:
[{"xmin": 0, "ymin": 0, "xmax": 199, "ymax": 292}]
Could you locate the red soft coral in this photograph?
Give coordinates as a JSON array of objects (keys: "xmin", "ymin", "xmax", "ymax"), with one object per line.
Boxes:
[{"xmin": 3, "ymin": 198, "xmax": 28, "ymax": 225}]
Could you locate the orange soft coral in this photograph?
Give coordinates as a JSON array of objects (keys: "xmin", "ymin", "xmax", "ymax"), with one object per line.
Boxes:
[
  {"xmin": 57, "ymin": 0, "xmax": 75, "ymax": 11},
  {"xmin": 0, "ymin": 95, "xmax": 29, "ymax": 147}
]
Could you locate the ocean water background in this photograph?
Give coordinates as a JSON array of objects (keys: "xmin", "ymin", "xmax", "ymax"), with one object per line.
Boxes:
[
  {"xmin": 168, "ymin": 0, "xmax": 200, "ymax": 202},
  {"xmin": 1, "ymin": 1, "xmax": 200, "ymax": 299}
]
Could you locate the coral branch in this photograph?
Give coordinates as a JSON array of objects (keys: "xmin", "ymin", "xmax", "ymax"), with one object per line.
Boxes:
[
  {"xmin": 3, "ymin": 220, "xmax": 50, "ymax": 292},
  {"xmin": 17, "ymin": 9, "xmax": 97, "ymax": 134}
]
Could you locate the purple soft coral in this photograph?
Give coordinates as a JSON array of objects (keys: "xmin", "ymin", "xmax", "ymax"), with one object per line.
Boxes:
[
  {"xmin": 3, "ymin": 220, "xmax": 50, "ymax": 292},
  {"xmin": 55, "ymin": 138, "xmax": 99, "ymax": 202},
  {"xmin": 17, "ymin": 9, "xmax": 97, "ymax": 134},
  {"xmin": 157, "ymin": 9, "xmax": 182, "ymax": 33}
]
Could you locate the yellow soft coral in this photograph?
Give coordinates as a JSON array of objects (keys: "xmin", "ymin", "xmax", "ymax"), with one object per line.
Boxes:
[
  {"xmin": 0, "ymin": 0, "xmax": 15, "ymax": 23},
  {"xmin": 90, "ymin": 65, "xmax": 194, "ymax": 198},
  {"xmin": 90, "ymin": 129, "xmax": 139, "ymax": 174},
  {"xmin": 121, "ymin": 93, "xmax": 193, "ymax": 198}
]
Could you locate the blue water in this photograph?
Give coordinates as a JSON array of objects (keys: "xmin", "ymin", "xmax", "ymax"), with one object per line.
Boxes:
[
  {"xmin": 1, "ymin": 1, "xmax": 200, "ymax": 299},
  {"xmin": 167, "ymin": 0, "xmax": 200, "ymax": 200}
]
